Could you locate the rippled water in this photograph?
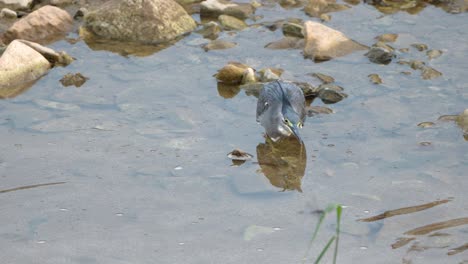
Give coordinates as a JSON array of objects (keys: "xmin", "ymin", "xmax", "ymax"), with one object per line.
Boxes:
[{"xmin": 1, "ymin": 2, "xmax": 467, "ymax": 264}]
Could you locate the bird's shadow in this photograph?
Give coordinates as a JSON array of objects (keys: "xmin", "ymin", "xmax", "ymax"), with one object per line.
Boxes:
[{"xmin": 256, "ymin": 136, "xmax": 308, "ymax": 192}]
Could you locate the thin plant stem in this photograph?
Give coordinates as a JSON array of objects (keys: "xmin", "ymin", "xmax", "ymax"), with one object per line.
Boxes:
[
  {"xmin": 314, "ymin": 236, "xmax": 336, "ymax": 264},
  {"xmin": 333, "ymin": 205, "xmax": 343, "ymax": 264},
  {"xmin": 302, "ymin": 204, "xmax": 340, "ymax": 264}
]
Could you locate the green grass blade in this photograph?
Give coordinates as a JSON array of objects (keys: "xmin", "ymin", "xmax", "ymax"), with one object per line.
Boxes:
[
  {"xmin": 314, "ymin": 236, "xmax": 336, "ymax": 264},
  {"xmin": 302, "ymin": 210, "xmax": 328, "ymax": 263},
  {"xmin": 333, "ymin": 205, "xmax": 343, "ymax": 264}
]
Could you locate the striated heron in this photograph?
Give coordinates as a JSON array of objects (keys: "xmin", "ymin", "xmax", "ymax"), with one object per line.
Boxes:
[{"xmin": 256, "ymin": 80, "xmax": 306, "ymax": 142}]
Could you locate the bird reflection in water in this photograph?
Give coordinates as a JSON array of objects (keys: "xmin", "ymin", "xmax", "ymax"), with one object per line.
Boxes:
[{"xmin": 256, "ymin": 137, "xmax": 307, "ymax": 192}]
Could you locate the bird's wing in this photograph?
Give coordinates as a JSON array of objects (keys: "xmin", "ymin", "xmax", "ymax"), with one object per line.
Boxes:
[
  {"xmin": 256, "ymin": 87, "xmax": 270, "ymax": 122},
  {"xmin": 256, "ymin": 82, "xmax": 282, "ymax": 122},
  {"xmin": 283, "ymin": 82, "xmax": 306, "ymax": 122}
]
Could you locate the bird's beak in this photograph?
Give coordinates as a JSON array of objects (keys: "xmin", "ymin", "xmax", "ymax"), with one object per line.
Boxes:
[{"xmin": 291, "ymin": 125, "xmax": 302, "ymax": 142}]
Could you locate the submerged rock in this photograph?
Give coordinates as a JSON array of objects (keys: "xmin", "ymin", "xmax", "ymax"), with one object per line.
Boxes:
[
  {"xmin": 60, "ymin": 73, "xmax": 88, "ymax": 87},
  {"xmin": 264, "ymin": 37, "xmax": 304, "ymax": 49},
  {"xmin": 83, "ymin": 0, "xmax": 196, "ymax": 44},
  {"xmin": 305, "ymin": 105, "xmax": 333, "ymax": 116},
  {"xmin": 0, "ymin": 40, "xmax": 50, "ymax": 98},
  {"xmin": 202, "ymin": 39, "xmax": 237, "ymax": 51},
  {"xmin": 427, "ymin": 49, "xmax": 443, "ymax": 60},
  {"xmin": 310, "ymin": 72, "xmax": 334, "ymax": 83},
  {"xmin": 218, "ymin": 14, "xmax": 247, "ymax": 30},
  {"xmin": 200, "ymin": 0, "xmax": 255, "ymax": 19},
  {"xmin": 368, "ymin": 73, "xmax": 383, "ymax": 84},
  {"xmin": 375, "ymin": 33, "xmax": 398, "ymax": 42},
  {"xmin": 2, "ymin": 5, "xmax": 73, "ymax": 44},
  {"xmin": 411, "ymin": 43, "xmax": 428, "ymax": 51},
  {"xmin": 196, "ymin": 21, "xmax": 221, "ymax": 40},
  {"xmin": 303, "ymin": 21, "xmax": 368, "ymax": 61},
  {"xmin": 304, "ymin": 0, "xmax": 349, "ymax": 17}
]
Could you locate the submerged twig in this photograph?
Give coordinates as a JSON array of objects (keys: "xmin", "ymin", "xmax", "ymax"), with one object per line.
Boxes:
[
  {"xmin": 0, "ymin": 182, "xmax": 66, "ymax": 194},
  {"xmin": 358, "ymin": 199, "xmax": 452, "ymax": 222}
]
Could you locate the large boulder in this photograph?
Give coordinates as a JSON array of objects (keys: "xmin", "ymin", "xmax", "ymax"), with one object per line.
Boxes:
[
  {"xmin": 0, "ymin": 40, "xmax": 51, "ymax": 98},
  {"xmin": 303, "ymin": 21, "xmax": 368, "ymax": 61},
  {"xmin": 83, "ymin": 0, "xmax": 197, "ymax": 44},
  {"xmin": 1, "ymin": 5, "xmax": 73, "ymax": 44}
]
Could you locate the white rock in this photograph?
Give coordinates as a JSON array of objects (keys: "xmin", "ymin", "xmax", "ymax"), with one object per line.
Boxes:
[
  {"xmin": 0, "ymin": 40, "xmax": 50, "ymax": 98},
  {"xmin": 303, "ymin": 21, "xmax": 368, "ymax": 61}
]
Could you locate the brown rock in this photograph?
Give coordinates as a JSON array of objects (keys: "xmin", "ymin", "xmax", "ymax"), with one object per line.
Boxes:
[
  {"xmin": 303, "ymin": 21, "xmax": 368, "ymax": 61},
  {"xmin": 0, "ymin": 40, "xmax": 51, "ymax": 98},
  {"xmin": 215, "ymin": 62, "xmax": 250, "ymax": 84},
  {"xmin": 2, "ymin": 5, "xmax": 73, "ymax": 44},
  {"xmin": 84, "ymin": 0, "xmax": 196, "ymax": 44}
]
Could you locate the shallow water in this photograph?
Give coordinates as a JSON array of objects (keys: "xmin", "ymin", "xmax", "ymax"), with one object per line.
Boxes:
[{"xmin": 1, "ymin": 2, "xmax": 467, "ymax": 264}]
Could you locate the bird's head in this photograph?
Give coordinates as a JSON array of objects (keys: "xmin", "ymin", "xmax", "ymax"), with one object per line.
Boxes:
[{"xmin": 280, "ymin": 108, "xmax": 303, "ymax": 142}]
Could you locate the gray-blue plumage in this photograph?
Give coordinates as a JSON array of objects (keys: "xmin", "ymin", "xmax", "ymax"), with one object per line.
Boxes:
[{"xmin": 256, "ymin": 81, "xmax": 306, "ymax": 141}]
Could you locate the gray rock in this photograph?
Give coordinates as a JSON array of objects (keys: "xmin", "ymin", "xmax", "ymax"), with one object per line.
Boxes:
[
  {"xmin": 0, "ymin": 40, "xmax": 50, "ymax": 98},
  {"xmin": 317, "ymin": 83, "xmax": 347, "ymax": 104},
  {"xmin": 83, "ymin": 0, "xmax": 197, "ymax": 44},
  {"xmin": 282, "ymin": 22, "xmax": 304, "ymax": 38},
  {"xmin": 2, "ymin": 5, "xmax": 73, "ymax": 44},
  {"xmin": 365, "ymin": 42, "xmax": 394, "ymax": 65}
]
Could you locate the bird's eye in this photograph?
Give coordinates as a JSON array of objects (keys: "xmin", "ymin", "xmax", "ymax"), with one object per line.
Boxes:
[
  {"xmin": 283, "ymin": 119, "xmax": 291, "ymax": 125},
  {"xmin": 298, "ymin": 122, "xmax": 303, "ymax": 128}
]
